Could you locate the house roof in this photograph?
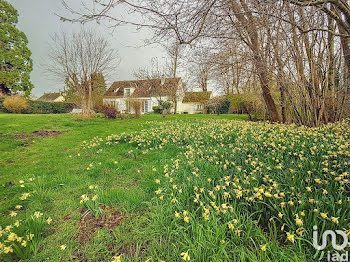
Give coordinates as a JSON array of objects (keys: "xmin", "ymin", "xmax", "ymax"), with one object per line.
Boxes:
[
  {"xmin": 182, "ymin": 91, "xmax": 212, "ymax": 103},
  {"xmin": 38, "ymin": 93, "xmax": 63, "ymax": 101},
  {"xmin": 104, "ymin": 78, "xmax": 181, "ymax": 98}
]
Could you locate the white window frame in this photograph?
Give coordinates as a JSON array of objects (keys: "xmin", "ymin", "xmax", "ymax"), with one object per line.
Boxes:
[
  {"xmin": 124, "ymin": 88, "xmax": 131, "ymax": 97},
  {"xmin": 144, "ymin": 100, "xmax": 150, "ymax": 113}
]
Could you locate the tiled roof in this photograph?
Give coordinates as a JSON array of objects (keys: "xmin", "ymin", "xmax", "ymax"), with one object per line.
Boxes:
[
  {"xmin": 182, "ymin": 91, "xmax": 212, "ymax": 103},
  {"xmin": 104, "ymin": 78, "xmax": 181, "ymax": 98}
]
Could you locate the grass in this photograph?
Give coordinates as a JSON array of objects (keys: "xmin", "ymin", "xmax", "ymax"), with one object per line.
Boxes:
[
  {"xmin": 0, "ymin": 113, "xmax": 246, "ymax": 261},
  {"xmin": 0, "ymin": 113, "xmax": 349, "ymax": 261}
]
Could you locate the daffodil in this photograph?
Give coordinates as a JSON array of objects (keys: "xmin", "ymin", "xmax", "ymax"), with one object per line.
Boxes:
[
  {"xmin": 320, "ymin": 213, "xmax": 328, "ymax": 219},
  {"xmin": 3, "ymin": 246, "xmax": 13, "ymax": 254},
  {"xmin": 331, "ymin": 217, "xmax": 339, "ymax": 224},
  {"xmin": 33, "ymin": 211, "xmax": 43, "ymax": 219},
  {"xmin": 295, "ymin": 218, "xmax": 303, "ymax": 226},
  {"xmin": 112, "ymin": 255, "xmax": 121, "ymax": 262},
  {"xmin": 286, "ymin": 232, "xmax": 295, "ymax": 243},
  {"xmin": 8, "ymin": 232, "xmax": 17, "ymax": 241},
  {"xmin": 20, "ymin": 193, "xmax": 30, "ymax": 200},
  {"xmin": 181, "ymin": 250, "xmax": 190, "ymax": 261}
]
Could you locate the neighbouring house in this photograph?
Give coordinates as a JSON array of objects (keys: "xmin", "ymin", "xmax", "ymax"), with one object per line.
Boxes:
[
  {"xmin": 37, "ymin": 92, "xmax": 65, "ymax": 102},
  {"xmin": 179, "ymin": 91, "xmax": 212, "ymax": 114},
  {"xmin": 103, "ymin": 78, "xmax": 212, "ymax": 114}
]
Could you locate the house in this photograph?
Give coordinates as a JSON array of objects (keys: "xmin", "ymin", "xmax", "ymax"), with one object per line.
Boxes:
[
  {"xmin": 103, "ymin": 78, "xmax": 212, "ymax": 114},
  {"xmin": 38, "ymin": 92, "xmax": 65, "ymax": 102},
  {"xmin": 178, "ymin": 91, "xmax": 212, "ymax": 114}
]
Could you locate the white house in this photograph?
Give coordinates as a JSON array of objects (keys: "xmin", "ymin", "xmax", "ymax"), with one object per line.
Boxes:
[
  {"xmin": 103, "ymin": 78, "xmax": 212, "ymax": 114},
  {"xmin": 179, "ymin": 91, "xmax": 212, "ymax": 114},
  {"xmin": 37, "ymin": 92, "xmax": 65, "ymax": 102}
]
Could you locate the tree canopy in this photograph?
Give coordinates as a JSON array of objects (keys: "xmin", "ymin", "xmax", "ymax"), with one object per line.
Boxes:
[{"xmin": 0, "ymin": 0, "xmax": 33, "ymax": 95}]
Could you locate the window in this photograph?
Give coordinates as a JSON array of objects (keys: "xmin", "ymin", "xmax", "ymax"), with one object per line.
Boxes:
[
  {"xmin": 124, "ymin": 88, "xmax": 131, "ymax": 97},
  {"xmin": 196, "ymin": 104, "xmax": 203, "ymax": 111},
  {"xmin": 144, "ymin": 100, "xmax": 151, "ymax": 113}
]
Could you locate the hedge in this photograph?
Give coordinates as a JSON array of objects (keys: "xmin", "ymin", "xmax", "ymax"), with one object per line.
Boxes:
[{"xmin": 0, "ymin": 97, "xmax": 75, "ymax": 114}]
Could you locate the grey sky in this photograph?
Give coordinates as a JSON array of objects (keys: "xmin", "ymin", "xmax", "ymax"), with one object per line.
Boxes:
[{"xmin": 8, "ymin": 0, "xmax": 166, "ymax": 97}]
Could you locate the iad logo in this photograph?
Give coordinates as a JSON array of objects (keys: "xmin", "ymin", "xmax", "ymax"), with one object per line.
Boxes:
[
  {"xmin": 313, "ymin": 225, "xmax": 349, "ymax": 262},
  {"xmin": 313, "ymin": 225, "xmax": 348, "ymax": 251}
]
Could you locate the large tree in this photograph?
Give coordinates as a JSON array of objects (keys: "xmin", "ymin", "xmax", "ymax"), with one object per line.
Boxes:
[
  {"xmin": 0, "ymin": 0, "xmax": 33, "ymax": 95},
  {"xmin": 60, "ymin": 0, "xmax": 281, "ymax": 122},
  {"xmin": 65, "ymin": 72, "xmax": 107, "ymax": 111},
  {"xmin": 46, "ymin": 30, "xmax": 119, "ymax": 115},
  {"xmin": 61, "ymin": 0, "xmax": 349, "ymax": 124}
]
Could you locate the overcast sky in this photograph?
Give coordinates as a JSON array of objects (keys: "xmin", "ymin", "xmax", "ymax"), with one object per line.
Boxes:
[{"xmin": 8, "ymin": 0, "xmax": 166, "ymax": 97}]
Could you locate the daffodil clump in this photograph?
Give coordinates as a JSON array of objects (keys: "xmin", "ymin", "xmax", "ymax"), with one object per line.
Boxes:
[
  {"xmin": 89, "ymin": 119, "xmax": 350, "ymax": 260},
  {"xmin": 80, "ymin": 185, "xmax": 104, "ymax": 218},
  {"xmin": 0, "ymin": 178, "xmax": 52, "ymax": 261}
]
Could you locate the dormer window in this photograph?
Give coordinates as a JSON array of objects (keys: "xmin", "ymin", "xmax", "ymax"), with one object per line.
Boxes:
[{"xmin": 124, "ymin": 88, "xmax": 131, "ymax": 97}]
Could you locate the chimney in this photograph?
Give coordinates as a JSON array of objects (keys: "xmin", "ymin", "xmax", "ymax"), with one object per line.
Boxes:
[{"xmin": 161, "ymin": 74, "xmax": 165, "ymax": 86}]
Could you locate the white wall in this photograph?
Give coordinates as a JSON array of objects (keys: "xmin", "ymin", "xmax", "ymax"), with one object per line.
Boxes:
[
  {"xmin": 104, "ymin": 97, "xmax": 204, "ymax": 114},
  {"xmin": 178, "ymin": 102, "xmax": 203, "ymax": 114},
  {"xmin": 104, "ymin": 97, "xmax": 155, "ymax": 114}
]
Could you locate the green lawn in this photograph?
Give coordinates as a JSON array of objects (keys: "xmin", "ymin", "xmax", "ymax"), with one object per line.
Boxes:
[
  {"xmin": 0, "ymin": 113, "xmax": 247, "ymax": 261},
  {"xmin": 0, "ymin": 113, "xmax": 349, "ymax": 262}
]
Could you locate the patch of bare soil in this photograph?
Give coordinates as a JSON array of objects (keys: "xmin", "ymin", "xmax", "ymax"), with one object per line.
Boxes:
[
  {"xmin": 15, "ymin": 130, "xmax": 66, "ymax": 139},
  {"xmin": 31, "ymin": 130, "xmax": 66, "ymax": 137},
  {"xmin": 78, "ymin": 207, "xmax": 125, "ymax": 246}
]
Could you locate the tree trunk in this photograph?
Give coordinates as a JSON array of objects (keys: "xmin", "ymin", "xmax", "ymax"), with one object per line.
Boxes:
[
  {"xmin": 229, "ymin": 0, "xmax": 281, "ymax": 122},
  {"xmin": 338, "ymin": 27, "xmax": 350, "ymax": 83},
  {"xmin": 254, "ymin": 54, "xmax": 281, "ymax": 122},
  {"xmin": 326, "ymin": 13, "xmax": 336, "ymax": 122}
]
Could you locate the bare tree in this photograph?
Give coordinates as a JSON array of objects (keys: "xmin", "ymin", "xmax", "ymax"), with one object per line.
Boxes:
[
  {"xmin": 286, "ymin": 0, "xmax": 350, "ymax": 75},
  {"xmin": 59, "ymin": 0, "xmax": 281, "ymax": 121},
  {"xmin": 60, "ymin": 0, "xmax": 349, "ymax": 124},
  {"xmin": 46, "ymin": 29, "xmax": 119, "ymax": 115}
]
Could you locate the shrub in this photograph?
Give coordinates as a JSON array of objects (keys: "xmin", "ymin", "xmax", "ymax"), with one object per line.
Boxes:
[
  {"xmin": 205, "ymin": 96, "xmax": 230, "ymax": 114},
  {"xmin": 120, "ymin": 114, "xmax": 137, "ymax": 120},
  {"xmin": 152, "ymin": 106, "xmax": 162, "ymax": 114},
  {"xmin": 129, "ymin": 100, "xmax": 142, "ymax": 118},
  {"xmin": 25, "ymin": 101, "xmax": 75, "ymax": 114},
  {"xmin": 228, "ymin": 93, "xmax": 267, "ymax": 120},
  {"xmin": 3, "ymin": 96, "xmax": 29, "ymax": 113},
  {"xmin": 153, "ymin": 102, "xmax": 173, "ymax": 114},
  {"xmin": 0, "ymin": 98, "xmax": 75, "ymax": 114},
  {"xmin": 102, "ymin": 105, "xmax": 118, "ymax": 119},
  {"xmin": 162, "ymin": 101, "xmax": 172, "ymax": 111}
]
